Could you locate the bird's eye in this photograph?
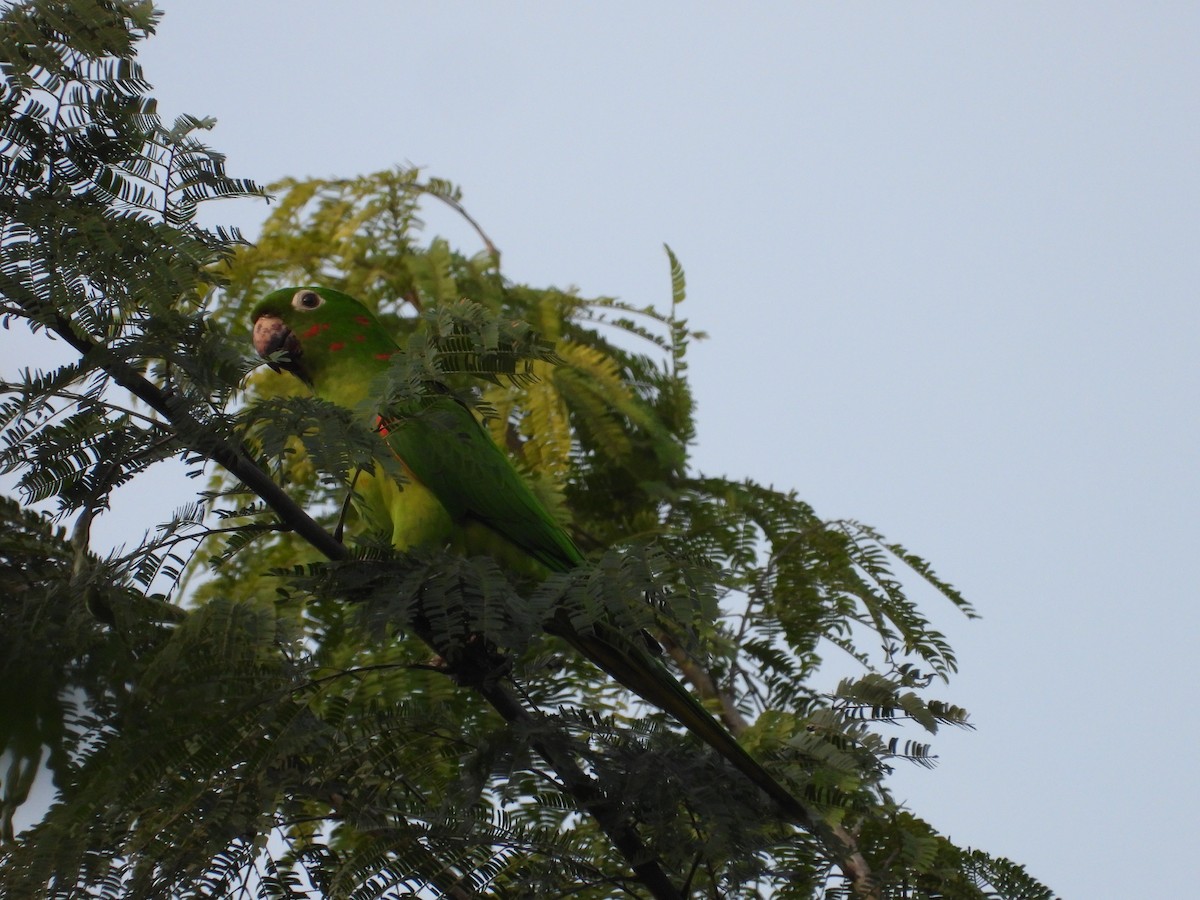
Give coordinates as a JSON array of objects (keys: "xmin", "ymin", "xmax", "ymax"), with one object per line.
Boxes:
[{"xmin": 292, "ymin": 289, "xmax": 324, "ymax": 311}]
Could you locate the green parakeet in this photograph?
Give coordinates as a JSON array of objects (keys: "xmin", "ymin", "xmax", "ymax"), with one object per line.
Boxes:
[{"xmin": 250, "ymin": 286, "xmax": 804, "ymax": 819}]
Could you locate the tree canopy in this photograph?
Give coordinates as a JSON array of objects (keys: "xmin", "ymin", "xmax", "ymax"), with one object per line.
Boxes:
[{"xmin": 0, "ymin": 3, "xmax": 1055, "ymax": 898}]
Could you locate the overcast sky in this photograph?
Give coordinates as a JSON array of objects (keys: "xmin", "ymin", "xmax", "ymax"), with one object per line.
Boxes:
[{"xmin": 12, "ymin": 3, "xmax": 1200, "ymax": 895}]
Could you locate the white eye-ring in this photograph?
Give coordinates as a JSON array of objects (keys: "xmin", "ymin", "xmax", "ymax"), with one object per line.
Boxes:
[{"xmin": 292, "ymin": 289, "xmax": 324, "ymax": 311}]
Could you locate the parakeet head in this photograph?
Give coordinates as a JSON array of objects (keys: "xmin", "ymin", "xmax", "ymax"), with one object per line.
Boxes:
[{"xmin": 250, "ymin": 286, "xmax": 397, "ymax": 394}]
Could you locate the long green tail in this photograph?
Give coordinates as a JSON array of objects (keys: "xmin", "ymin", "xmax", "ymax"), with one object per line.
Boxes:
[{"xmin": 549, "ymin": 618, "xmax": 811, "ymax": 823}]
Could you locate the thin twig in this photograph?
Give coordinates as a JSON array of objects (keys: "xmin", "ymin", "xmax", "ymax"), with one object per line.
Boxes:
[{"xmin": 418, "ymin": 184, "xmax": 500, "ymax": 260}]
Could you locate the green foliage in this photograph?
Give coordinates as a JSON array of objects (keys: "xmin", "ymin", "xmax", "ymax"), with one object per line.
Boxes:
[
  {"xmin": 0, "ymin": 495, "xmax": 180, "ymax": 843},
  {"xmin": 0, "ymin": 3, "xmax": 1057, "ymax": 898}
]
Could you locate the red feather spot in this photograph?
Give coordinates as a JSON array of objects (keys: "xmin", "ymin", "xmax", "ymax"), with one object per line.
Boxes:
[
  {"xmin": 354, "ymin": 333, "xmax": 366, "ymax": 341},
  {"xmin": 374, "ymin": 352, "xmax": 391, "ymax": 360},
  {"xmin": 328, "ymin": 341, "xmax": 345, "ymax": 352},
  {"xmin": 302, "ymin": 322, "xmax": 329, "ymax": 339},
  {"xmin": 354, "ymin": 315, "xmax": 372, "ymax": 326}
]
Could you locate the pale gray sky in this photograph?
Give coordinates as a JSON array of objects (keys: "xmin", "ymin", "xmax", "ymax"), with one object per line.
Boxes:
[{"xmin": 15, "ymin": 3, "xmax": 1200, "ymax": 896}]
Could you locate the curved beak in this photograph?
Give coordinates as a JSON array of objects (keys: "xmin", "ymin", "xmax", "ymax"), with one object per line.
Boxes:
[{"xmin": 252, "ymin": 313, "xmax": 308, "ymax": 382}]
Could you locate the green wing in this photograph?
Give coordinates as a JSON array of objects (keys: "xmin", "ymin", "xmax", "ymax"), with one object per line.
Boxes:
[{"xmin": 380, "ymin": 395, "xmax": 584, "ymax": 573}]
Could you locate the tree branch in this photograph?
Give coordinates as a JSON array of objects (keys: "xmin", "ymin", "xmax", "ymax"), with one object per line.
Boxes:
[
  {"xmin": 659, "ymin": 632, "xmax": 880, "ymax": 898},
  {"xmin": 463, "ymin": 670, "xmax": 684, "ymax": 900}
]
